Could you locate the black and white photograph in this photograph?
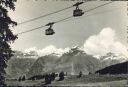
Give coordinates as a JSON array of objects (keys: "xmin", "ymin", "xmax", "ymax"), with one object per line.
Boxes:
[{"xmin": 0, "ymin": 0, "xmax": 128, "ymax": 86}]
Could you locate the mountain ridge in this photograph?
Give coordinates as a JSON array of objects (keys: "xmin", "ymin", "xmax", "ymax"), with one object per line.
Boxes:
[{"xmin": 6, "ymin": 48, "xmax": 128, "ymax": 78}]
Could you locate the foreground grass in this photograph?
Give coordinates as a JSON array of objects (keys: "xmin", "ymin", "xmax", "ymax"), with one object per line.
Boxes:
[{"xmin": 6, "ymin": 74, "xmax": 128, "ymax": 86}]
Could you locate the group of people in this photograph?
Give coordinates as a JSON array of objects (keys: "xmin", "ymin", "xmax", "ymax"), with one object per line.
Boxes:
[{"xmin": 44, "ymin": 71, "xmax": 65, "ymax": 85}]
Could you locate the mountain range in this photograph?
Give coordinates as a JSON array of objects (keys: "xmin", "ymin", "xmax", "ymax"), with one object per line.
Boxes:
[
  {"xmin": 6, "ymin": 47, "xmax": 128, "ymax": 79},
  {"xmin": 27, "ymin": 47, "xmax": 101, "ymax": 78},
  {"xmin": 94, "ymin": 52, "xmax": 128, "ymax": 69}
]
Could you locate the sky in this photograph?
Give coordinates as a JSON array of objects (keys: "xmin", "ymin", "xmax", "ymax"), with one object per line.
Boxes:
[{"xmin": 8, "ymin": 0, "xmax": 128, "ymax": 56}]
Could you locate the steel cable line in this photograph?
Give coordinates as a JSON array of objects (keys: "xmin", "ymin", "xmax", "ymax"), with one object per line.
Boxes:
[
  {"xmin": 17, "ymin": 25, "xmax": 46, "ymax": 35},
  {"xmin": 16, "ymin": 1, "xmax": 114, "ymax": 35},
  {"xmin": 18, "ymin": 2, "xmax": 87, "ymax": 25},
  {"xmin": 55, "ymin": 1, "xmax": 115, "ymax": 23},
  {"xmin": 84, "ymin": 1, "xmax": 114, "ymax": 13},
  {"xmin": 18, "ymin": 6, "xmax": 72, "ymax": 25},
  {"xmin": 60, "ymin": 7, "xmax": 121, "ymax": 23},
  {"xmin": 54, "ymin": 1, "xmax": 114, "ymax": 24}
]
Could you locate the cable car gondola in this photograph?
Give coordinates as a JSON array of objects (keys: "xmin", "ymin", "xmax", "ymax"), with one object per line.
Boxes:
[
  {"xmin": 45, "ymin": 28, "xmax": 55, "ymax": 35},
  {"xmin": 73, "ymin": 2, "xmax": 84, "ymax": 17},
  {"xmin": 45, "ymin": 22, "xmax": 55, "ymax": 35}
]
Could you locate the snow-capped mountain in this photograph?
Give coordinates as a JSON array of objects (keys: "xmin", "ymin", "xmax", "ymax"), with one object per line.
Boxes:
[
  {"xmin": 26, "ymin": 47, "xmax": 101, "ymax": 78},
  {"xmin": 99, "ymin": 52, "xmax": 127, "ymax": 61},
  {"xmin": 12, "ymin": 50, "xmax": 39, "ymax": 59},
  {"xmin": 94, "ymin": 52, "xmax": 128, "ymax": 69},
  {"xmin": 24, "ymin": 45, "xmax": 70, "ymax": 57},
  {"xmin": 6, "ymin": 51, "xmax": 38, "ymax": 79}
]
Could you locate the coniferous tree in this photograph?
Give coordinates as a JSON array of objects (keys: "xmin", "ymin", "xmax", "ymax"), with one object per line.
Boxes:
[
  {"xmin": 58, "ymin": 71, "xmax": 65, "ymax": 81},
  {"xmin": 0, "ymin": 0, "xmax": 17, "ymax": 86}
]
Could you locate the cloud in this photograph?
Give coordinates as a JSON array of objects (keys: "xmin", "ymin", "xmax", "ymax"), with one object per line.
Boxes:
[
  {"xmin": 25, "ymin": 45, "xmax": 70, "ymax": 57},
  {"xmin": 25, "ymin": 28, "xmax": 127, "ymax": 58},
  {"xmin": 84, "ymin": 28, "xmax": 128, "ymax": 57}
]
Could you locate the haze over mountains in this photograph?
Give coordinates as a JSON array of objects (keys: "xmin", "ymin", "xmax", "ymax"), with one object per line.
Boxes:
[{"xmin": 6, "ymin": 46, "xmax": 128, "ymax": 79}]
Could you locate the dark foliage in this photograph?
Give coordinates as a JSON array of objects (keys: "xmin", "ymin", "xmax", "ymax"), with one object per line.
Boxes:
[
  {"xmin": 0, "ymin": 0, "xmax": 17, "ymax": 86},
  {"xmin": 18, "ymin": 75, "xmax": 26, "ymax": 82},
  {"xmin": 58, "ymin": 71, "xmax": 65, "ymax": 81},
  {"xmin": 50, "ymin": 72, "xmax": 56, "ymax": 81},
  {"xmin": 28, "ymin": 75, "xmax": 45, "ymax": 80},
  {"xmin": 44, "ymin": 74, "xmax": 51, "ymax": 85},
  {"xmin": 95, "ymin": 61, "xmax": 128, "ymax": 75},
  {"xmin": 77, "ymin": 71, "xmax": 82, "ymax": 78},
  {"xmin": 18, "ymin": 76, "xmax": 22, "ymax": 82},
  {"xmin": 43, "ymin": 72, "xmax": 58, "ymax": 85},
  {"xmin": 22, "ymin": 75, "xmax": 25, "ymax": 81}
]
